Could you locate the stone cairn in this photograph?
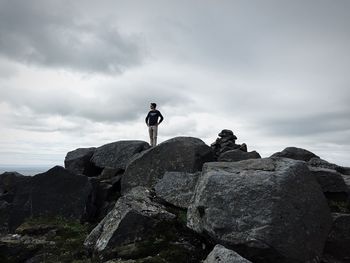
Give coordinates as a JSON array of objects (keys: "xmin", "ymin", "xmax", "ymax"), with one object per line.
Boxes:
[{"xmin": 211, "ymin": 129, "xmax": 247, "ymax": 159}]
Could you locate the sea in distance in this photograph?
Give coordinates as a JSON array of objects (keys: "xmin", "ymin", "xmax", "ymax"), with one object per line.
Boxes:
[{"xmin": 0, "ymin": 165, "xmax": 53, "ymax": 176}]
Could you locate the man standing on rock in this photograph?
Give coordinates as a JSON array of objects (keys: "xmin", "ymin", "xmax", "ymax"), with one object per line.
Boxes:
[{"xmin": 145, "ymin": 103, "xmax": 164, "ymax": 147}]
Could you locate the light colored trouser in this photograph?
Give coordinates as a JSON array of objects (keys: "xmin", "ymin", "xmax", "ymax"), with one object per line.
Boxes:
[{"xmin": 148, "ymin": 125, "xmax": 158, "ymax": 146}]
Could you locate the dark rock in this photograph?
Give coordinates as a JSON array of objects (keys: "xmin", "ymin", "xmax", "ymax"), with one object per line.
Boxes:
[
  {"xmin": 204, "ymin": 244, "xmax": 252, "ymax": 263},
  {"xmin": 309, "ymin": 168, "xmax": 348, "ymax": 193},
  {"xmin": 211, "ymin": 130, "xmax": 248, "ymax": 158},
  {"xmin": 121, "ymin": 137, "xmax": 214, "ymax": 194},
  {"xmin": 309, "ymin": 167, "xmax": 349, "ymax": 208},
  {"xmin": 271, "ymin": 147, "xmax": 319, "ymax": 161},
  {"xmin": 87, "ymin": 175, "xmax": 122, "ymax": 222},
  {"xmin": 218, "ymin": 149, "xmax": 261, "ymax": 162},
  {"xmin": 99, "ymin": 167, "xmax": 124, "ymax": 180},
  {"xmin": 91, "ymin": 140, "xmax": 150, "ymax": 170},
  {"xmin": 239, "ymin": 143, "xmax": 248, "ymax": 152},
  {"xmin": 219, "ymin": 129, "xmax": 236, "ymax": 139},
  {"xmin": 187, "ymin": 158, "xmax": 332, "ymax": 263},
  {"xmin": 7, "ymin": 166, "xmax": 92, "ymax": 231},
  {"xmin": 342, "ymin": 175, "xmax": 350, "ymax": 192},
  {"xmin": 324, "ymin": 213, "xmax": 350, "ymax": 262},
  {"xmin": 84, "ymin": 187, "xmax": 176, "ymax": 258},
  {"xmin": 154, "ymin": 171, "xmax": 201, "ymax": 209},
  {"xmin": 0, "ymin": 201, "xmax": 11, "ymax": 234},
  {"xmin": 308, "ymin": 157, "xmax": 350, "ymax": 176},
  {"xmin": 64, "ymin": 147, "xmax": 96, "ymax": 176},
  {"xmin": 0, "ymin": 172, "xmax": 29, "ymax": 203}
]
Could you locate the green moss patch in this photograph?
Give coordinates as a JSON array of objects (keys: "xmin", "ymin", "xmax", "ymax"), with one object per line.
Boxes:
[{"xmin": 14, "ymin": 216, "xmax": 94, "ymax": 263}]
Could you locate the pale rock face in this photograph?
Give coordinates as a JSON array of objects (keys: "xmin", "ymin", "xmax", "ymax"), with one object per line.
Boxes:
[
  {"xmin": 187, "ymin": 158, "xmax": 332, "ymax": 263},
  {"xmin": 204, "ymin": 244, "xmax": 252, "ymax": 263}
]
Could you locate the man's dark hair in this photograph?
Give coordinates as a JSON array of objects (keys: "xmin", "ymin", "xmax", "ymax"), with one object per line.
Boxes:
[{"xmin": 151, "ymin": 103, "xmax": 157, "ymax": 108}]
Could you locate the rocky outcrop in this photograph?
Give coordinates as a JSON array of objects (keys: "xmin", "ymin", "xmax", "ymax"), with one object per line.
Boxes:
[
  {"xmin": 271, "ymin": 147, "xmax": 319, "ymax": 161},
  {"xmin": 2, "ymin": 131, "xmax": 350, "ymax": 263},
  {"xmin": 323, "ymin": 213, "xmax": 350, "ymax": 262},
  {"xmin": 204, "ymin": 244, "xmax": 252, "ymax": 263},
  {"xmin": 5, "ymin": 166, "xmax": 92, "ymax": 232},
  {"xmin": 187, "ymin": 158, "xmax": 332, "ymax": 263},
  {"xmin": 121, "ymin": 137, "xmax": 214, "ymax": 194},
  {"xmin": 84, "ymin": 187, "xmax": 176, "ymax": 259},
  {"xmin": 154, "ymin": 171, "xmax": 200, "ymax": 209},
  {"xmin": 218, "ymin": 149, "xmax": 261, "ymax": 162},
  {"xmin": 211, "ymin": 129, "xmax": 247, "ymax": 159}
]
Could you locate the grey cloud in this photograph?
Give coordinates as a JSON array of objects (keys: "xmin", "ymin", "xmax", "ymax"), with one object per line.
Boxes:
[
  {"xmin": 0, "ymin": 82, "xmax": 193, "ymax": 126},
  {"xmin": 257, "ymin": 111, "xmax": 350, "ymax": 138},
  {"xmin": 0, "ymin": 0, "xmax": 143, "ymax": 74}
]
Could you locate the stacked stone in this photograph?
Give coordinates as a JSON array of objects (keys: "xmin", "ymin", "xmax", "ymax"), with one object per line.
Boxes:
[{"xmin": 211, "ymin": 129, "xmax": 247, "ymax": 158}]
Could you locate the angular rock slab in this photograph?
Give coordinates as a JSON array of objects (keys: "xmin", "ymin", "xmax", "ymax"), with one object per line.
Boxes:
[
  {"xmin": 204, "ymin": 244, "xmax": 252, "ymax": 263},
  {"xmin": 121, "ymin": 137, "xmax": 214, "ymax": 194},
  {"xmin": 218, "ymin": 149, "xmax": 261, "ymax": 162},
  {"xmin": 91, "ymin": 140, "xmax": 150, "ymax": 170},
  {"xmin": 187, "ymin": 158, "xmax": 332, "ymax": 263},
  {"xmin": 154, "ymin": 171, "xmax": 200, "ymax": 209},
  {"xmin": 84, "ymin": 187, "xmax": 175, "ymax": 256}
]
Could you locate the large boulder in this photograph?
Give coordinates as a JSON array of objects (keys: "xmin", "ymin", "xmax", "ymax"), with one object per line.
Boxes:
[
  {"xmin": 7, "ymin": 166, "xmax": 92, "ymax": 231},
  {"xmin": 64, "ymin": 147, "xmax": 97, "ymax": 176},
  {"xmin": 91, "ymin": 140, "xmax": 150, "ymax": 171},
  {"xmin": 218, "ymin": 149, "xmax": 261, "ymax": 162},
  {"xmin": 187, "ymin": 158, "xmax": 332, "ymax": 263},
  {"xmin": 154, "ymin": 171, "xmax": 200, "ymax": 209},
  {"xmin": 271, "ymin": 147, "xmax": 319, "ymax": 162},
  {"xmin": 204, "ymin": 244, "xmax": 252, "ymax": 263},
  {"xmin": 323, "ymin": 213, "xmax": 350, "ymax": 262},
  {"xmin": 84, "ymin": 187, "xmax": 175, "ymax": 259},
  {"xmin": 121, "ymin": 137, "xmax": 214, "ymax": 194}
]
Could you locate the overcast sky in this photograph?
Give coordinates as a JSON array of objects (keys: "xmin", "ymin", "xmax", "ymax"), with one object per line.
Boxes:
[{"xmin": 0, "ymin": 0, "xmax": 349, "ymax": 167}]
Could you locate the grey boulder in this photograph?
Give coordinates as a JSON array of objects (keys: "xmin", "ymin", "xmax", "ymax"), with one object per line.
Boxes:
[
  {"xmin": 121, "ymin": 137, "xmax": 214, "ymax": 194},
  {"xmin": 84, "ymin": 187, "xmax": 175, "ymax": 258},
  {"xmin": 64, "ymin": 147, "xmax": 96, "ymax": 176},
  {"xmin": 204, "ymin": 244, "xmax": 252, "ymax": 263},
  {"xmin": 187, "ymin": 158, "xmax": 332, "ymax": 263},
  {"xmin": 91, "ymin": 140, "xmax": 150, "ymax": 170},
  {"xmin": 271, "ymin": 147, "xmax": 319, "ymax": 161},
  {"xmin": 154, "ymin": 171, "xmax": 200, "ymax": 209},
  {"xmin": 218, "ymin": 149, "xmax": 261, "ymax": 162}
]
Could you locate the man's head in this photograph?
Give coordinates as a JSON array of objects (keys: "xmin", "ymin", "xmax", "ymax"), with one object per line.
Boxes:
[{"xmin": 150, "ymin": 103, "xmax": 157, "ymax": 110}]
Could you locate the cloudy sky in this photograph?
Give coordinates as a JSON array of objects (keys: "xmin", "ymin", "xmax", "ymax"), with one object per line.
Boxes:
[{"xmin": 0, "ymin": 0, "xmax": 349, "ymax": 167}]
